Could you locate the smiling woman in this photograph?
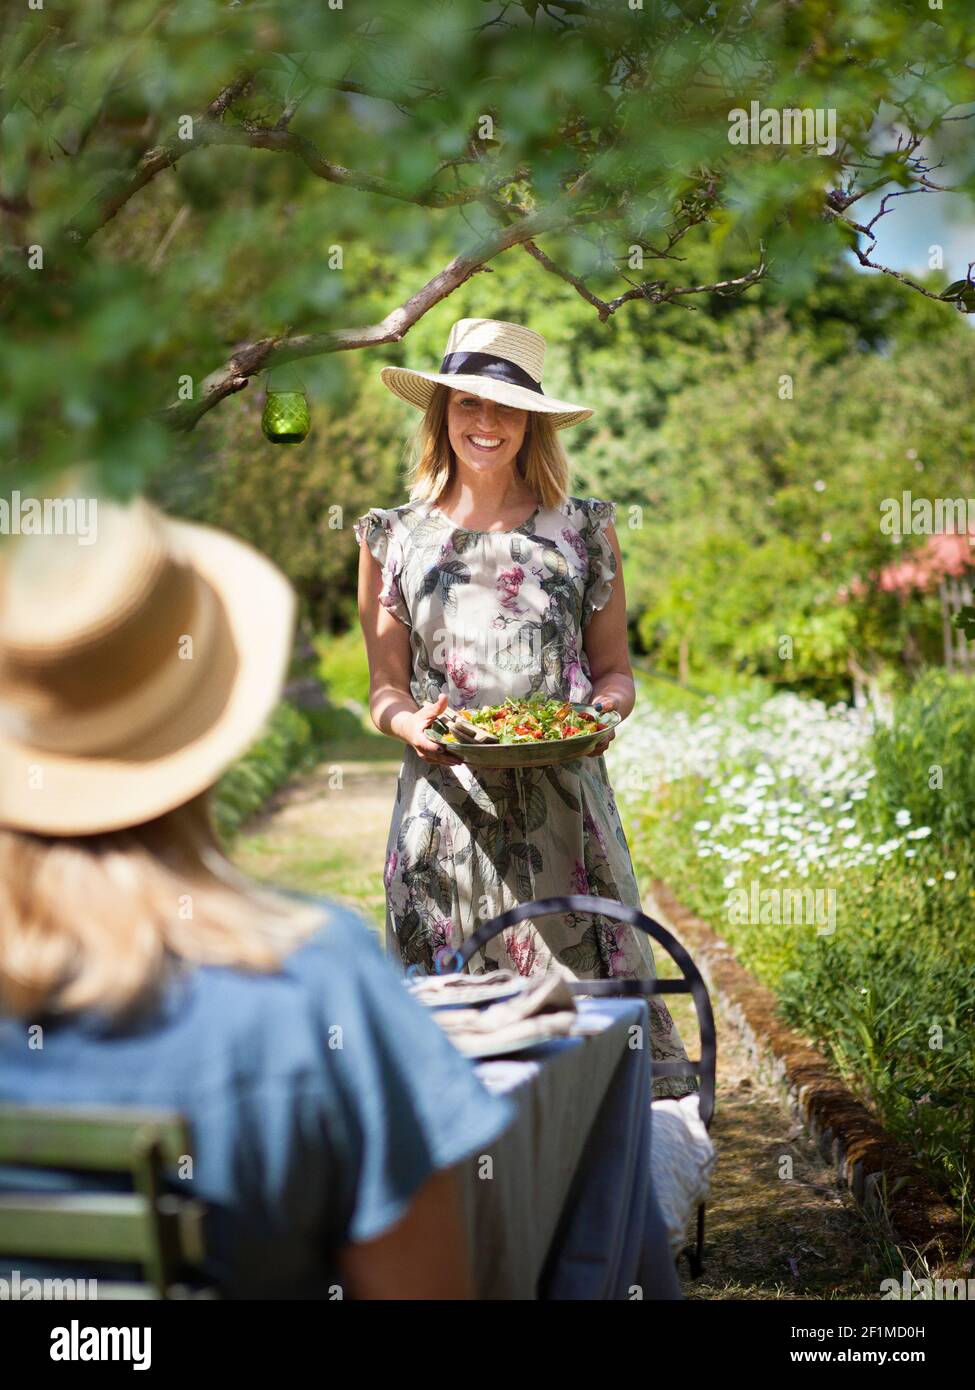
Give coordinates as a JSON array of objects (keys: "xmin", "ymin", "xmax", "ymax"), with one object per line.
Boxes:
[{"xmin": 354, "ymin": 316, "xmax": 695, "ymax": 1098}]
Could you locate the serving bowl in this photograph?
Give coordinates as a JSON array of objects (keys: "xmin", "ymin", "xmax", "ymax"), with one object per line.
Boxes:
[{"xmin": 427, "ymin": 702, "xmax": 621, "ymax": 769}]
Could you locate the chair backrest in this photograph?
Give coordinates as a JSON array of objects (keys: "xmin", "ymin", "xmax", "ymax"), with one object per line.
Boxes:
[
  {"xmin": 0, "ymin": 1104, "xmax": 209, "ymax": 1299},
  {"xmin": 448, "ymin": 894, "xmax": 716, "ymax": 1128}
]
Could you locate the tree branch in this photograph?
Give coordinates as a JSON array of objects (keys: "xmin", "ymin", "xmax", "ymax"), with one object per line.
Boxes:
[
  {"xmin": 64, "ymin": 97, "xmax": 485, "ymax": 246},
  {"xmin": 157, "ymin": 203, "xmax": 575, "ymax": 431},
  {"xmin": 825, "ymin": 203, "xmax": 957, "ymax": 305},
  {"xmin": 204, "ymin": 123, "xmax": 485, "ymax": 207},
  {"xmin": 522, "ymin": 238, "xmax": 614, "ymax": 317},
  {"xmin": 520, "ymin": 186, "xmax": 757, "ymax": 321},
  {"xmin": 64, "ymin": 73, "xmax": 254, "ymax": 246}
]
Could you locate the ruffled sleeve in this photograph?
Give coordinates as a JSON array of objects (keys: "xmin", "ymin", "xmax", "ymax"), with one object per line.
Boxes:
[
  {"xmin": 353, "ymin": 508, "xmax": 412, "ymax": 628},
  {"xmin": 580, "ymin": 498, "xmax": 618, "ymax": 628}
]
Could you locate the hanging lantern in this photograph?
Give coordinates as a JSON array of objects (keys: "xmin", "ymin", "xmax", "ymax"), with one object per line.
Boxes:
[{"xmin": 261, "ymin": 389, "xmax": 310, "ymax": 445}]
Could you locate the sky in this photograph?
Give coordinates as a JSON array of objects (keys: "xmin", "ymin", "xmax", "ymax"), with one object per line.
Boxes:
[
  {"xmin": 848, "ymin": 110, "xmax": 974, "ymax": 293},
  {"xmin": 855, "ymin": 186, "xmax": 975, "ymax": 285}
]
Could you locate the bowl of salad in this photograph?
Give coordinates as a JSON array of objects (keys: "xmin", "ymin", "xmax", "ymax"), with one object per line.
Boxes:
[{"xmin": 428, "ymin": 695, "xmax": 621, "ymax": 768}]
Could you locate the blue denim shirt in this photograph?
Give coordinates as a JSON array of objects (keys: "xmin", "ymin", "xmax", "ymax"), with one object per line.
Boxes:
[{"xmin": 0, "ymin": 902, "xmax": 515, "ymax": 1297}]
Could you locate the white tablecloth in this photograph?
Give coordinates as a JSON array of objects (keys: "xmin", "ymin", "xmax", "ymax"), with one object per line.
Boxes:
[{"xmin": 459, "ymin": 998, "xmax": 682, "ymax": 1300}]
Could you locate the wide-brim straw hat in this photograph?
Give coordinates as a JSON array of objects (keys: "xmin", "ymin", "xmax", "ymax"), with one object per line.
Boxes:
[
  {"xmin": 379, "ymin": 317, "xmax": 593, "ymax": 429},
  {"xmin": 0, "ymin": 497, "xmax": 295, "ymax": 837}
]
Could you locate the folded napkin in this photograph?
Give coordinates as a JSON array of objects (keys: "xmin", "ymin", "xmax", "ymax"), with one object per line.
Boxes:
[{"xmin": 411, "ymin": 973, "xmax": 577, "ymax": 1057}]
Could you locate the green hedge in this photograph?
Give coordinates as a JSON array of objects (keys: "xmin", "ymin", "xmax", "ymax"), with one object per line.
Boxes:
[{"xmin": 212, "ymin": 702, "xmax": 319, "ymax": 841}]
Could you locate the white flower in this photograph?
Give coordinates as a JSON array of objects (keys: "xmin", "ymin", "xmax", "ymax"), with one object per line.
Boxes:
[
  {"xmin": 693, "ymin": 819, "xmax": 712, "ymax": 832},
  {"xmin": 906, "ymin": 826, "xmax": 932, "ymax": 840},
  {"xmin": 837, "ymin": 817, "xmax": 856, "ymax": 830},
  {"xmin": 926, "ymin": 878, "xmax": 936, "ymax": 887},
  {"xmin": 895, "ymin": 809, "xmax": 912, "ymax": 827},
  {"xmin": 944, "ymin": 870, "xmax": 957, "ymax": 881}
]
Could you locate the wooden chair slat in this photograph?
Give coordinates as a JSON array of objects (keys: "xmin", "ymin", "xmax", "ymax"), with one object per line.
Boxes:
[
  {"xmin": 0, "ymin": 1193, "xmax": 156, "ymax": 1261},
  {"xmin": 0, "ymin": 1192, "xmax": 207, "ymax": 1266},
  {"xmin": 0, "ymin": 1105, "xmax": 192, "ymax": 1171},
  {"xmin": 0, "ymin": 1104, "xmax": 211, "ymax": 1298}
]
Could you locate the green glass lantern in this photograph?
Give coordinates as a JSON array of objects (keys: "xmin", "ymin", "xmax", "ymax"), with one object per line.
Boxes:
[{"xmin": 261, "ymin": 389, "xmax": 310, "ymax": 445}]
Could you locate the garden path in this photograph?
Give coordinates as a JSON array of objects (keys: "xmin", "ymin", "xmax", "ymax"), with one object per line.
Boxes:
[{"xmin": 232, "ymin": 746, "xmax": 891, "ymax": 1299}]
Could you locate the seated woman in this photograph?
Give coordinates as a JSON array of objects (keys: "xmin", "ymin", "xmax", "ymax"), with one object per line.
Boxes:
[{"xmin": 0, "ymin": 497, "xmax": 515, "ymax": 1299}]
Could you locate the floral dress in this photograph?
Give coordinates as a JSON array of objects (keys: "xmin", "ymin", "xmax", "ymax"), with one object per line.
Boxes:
[{"xmin": 353, "ymin": 494, "xmax": 693, "ymax": 1098}]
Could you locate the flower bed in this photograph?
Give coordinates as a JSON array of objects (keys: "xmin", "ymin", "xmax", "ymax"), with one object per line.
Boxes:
[{"xmin": 612, "ymin": 682, "xmax": 975, "ymax": 1227}]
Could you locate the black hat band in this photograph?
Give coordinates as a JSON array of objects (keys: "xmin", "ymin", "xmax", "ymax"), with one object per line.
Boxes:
[{"xmin": 438, "ymin": 351, "xmax": 545, "ymax": 395}]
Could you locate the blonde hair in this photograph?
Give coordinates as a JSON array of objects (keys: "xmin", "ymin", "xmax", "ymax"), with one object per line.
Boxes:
[
  {"xmin": 0, "ymin": 794, "xmax": 327, "ymax": 1019},
  {"xmin": 405, "ymin": 384, "xmax": 569, "ymax": 509}
]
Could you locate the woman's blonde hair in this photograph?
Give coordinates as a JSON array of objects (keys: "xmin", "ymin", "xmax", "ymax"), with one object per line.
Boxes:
[
  {"xmin": 0, "ymin": 794, "xmax": 326, "ymax": 1019},
  {"xmin": 405, "ymin": 384, "xmax": 569, "ymax": 508}
]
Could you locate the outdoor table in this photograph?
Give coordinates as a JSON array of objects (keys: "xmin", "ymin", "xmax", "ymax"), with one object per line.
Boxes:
[{"xmin": 458, "ymin": 997, "xmax": 682, "ymax": 1300}]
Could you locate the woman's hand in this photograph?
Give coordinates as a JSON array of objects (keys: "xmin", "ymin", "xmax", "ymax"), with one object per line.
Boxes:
[
  {"xmin": 585, "ymin": 695, "xmax": 617, "ymax": 757},
  {"xmin": 404, "ymin": 692, "xmax": 464, "ymax": 767}
]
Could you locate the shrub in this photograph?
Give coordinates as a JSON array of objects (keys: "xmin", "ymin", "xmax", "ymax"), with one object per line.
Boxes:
[
  {"xmin": 871, "ymin": 669, "xmax": 975, "ymax": 840},
  {"xmin": 212, "ymin": 702, "xmax": 318, "ymax": 841},
  {"xmin": 778, "ymin": 845, "xmax": 975, "ymax": 1217},
  {"xmin": 315, "ymin": 628, "xmax": 371, "ymax": 707}
]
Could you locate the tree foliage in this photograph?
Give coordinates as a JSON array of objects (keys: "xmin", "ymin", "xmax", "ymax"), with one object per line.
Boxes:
[{"xmin": 3, "ymin": 0, "xmax": 974, "ymax": 494}]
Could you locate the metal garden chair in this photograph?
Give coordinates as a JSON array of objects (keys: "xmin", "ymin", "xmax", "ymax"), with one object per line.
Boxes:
[
  {"xmin": 447, "ymin": 893, "xmax": 717, "ymax": 1276},
  {"xmin": 0, "ymin": 1104, "xmax": 211, "ymax": 1298}
]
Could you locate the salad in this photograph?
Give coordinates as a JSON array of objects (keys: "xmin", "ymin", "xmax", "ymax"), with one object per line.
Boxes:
[{"xmin": 443, "ymin": 695, "xmax": 609, "ymax": 744}]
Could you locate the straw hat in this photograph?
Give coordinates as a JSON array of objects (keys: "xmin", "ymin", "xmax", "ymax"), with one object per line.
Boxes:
[
  {"xmin": 0, "ymin": 497, "xmax": 295, "ymax": 837},
  {"xmin": 379, "ymin": 317, "xmax": 593, "ymax": 429}
]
